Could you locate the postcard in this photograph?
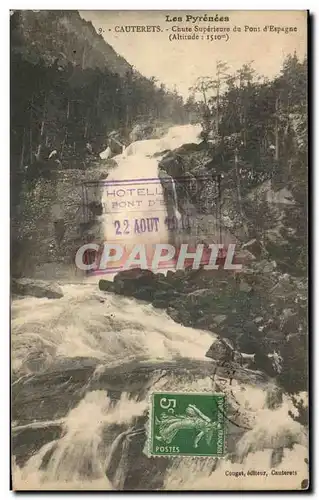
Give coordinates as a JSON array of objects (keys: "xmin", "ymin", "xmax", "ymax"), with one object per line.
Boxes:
[{"xmin": 11, "ymin": 10, "xmax": 308, "ymax": 491}]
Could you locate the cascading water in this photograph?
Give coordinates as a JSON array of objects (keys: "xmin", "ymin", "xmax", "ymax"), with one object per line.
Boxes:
[
  {"xmin": 97, "ymin": 124, "xmax": 202, "ymax": 273},
  {"xmin": 12, "ymin": 283, "xmax": 308, "ymax": 490},
  {"xmin": 12, "ymin": 125, "xmax": 308, "ymax": 490}
]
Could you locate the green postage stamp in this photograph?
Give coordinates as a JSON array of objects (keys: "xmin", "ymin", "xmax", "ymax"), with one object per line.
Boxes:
[{"xmin": 148, "ymin": 392, "xmax": 226, "ymax": 457}]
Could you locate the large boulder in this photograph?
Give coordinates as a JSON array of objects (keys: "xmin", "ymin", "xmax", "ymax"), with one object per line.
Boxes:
[
  {"xmin": 129, "ymin": 123, "xmax": 153, "ymax": 142},
  {"xmin": 113, "ymin": 269, "xmax": 174, "ymax": 301},
  {"xmin": 114, "ymin": 269, "xmax": 157, "ymax": 294},
  {"xmin": 264, "ymin": 384, "xmax": 283, "ymax": 410},
  {"xmin": 253, "ymin": 259, "xmax": 277, "ymax": 274},
  {"xmin": 114, "ymin": 268, "xmax": 156, "ymax": 284},
  {"xmin": 205, "ymin": 337, "xmax": 235, "ymax": 363},
  {"xmin": 11, "ymin": 278, "xmax": 63, "ymax": 299},
  {"xmin": 99, "ymin": 279, "xmax": 115, "ymax": 293},
  {"xmin": 241, "ymin": 239, "xmax": 264, "ymax": 259},
  {"xmin": 114, "ymin": 270, "xmax": 176, "ymax": 291}
]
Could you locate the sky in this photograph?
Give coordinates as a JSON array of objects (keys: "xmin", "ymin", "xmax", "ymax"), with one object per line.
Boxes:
[{"xmin": 80, "ymin": 10, "xmax": 307, "ymax": 99}]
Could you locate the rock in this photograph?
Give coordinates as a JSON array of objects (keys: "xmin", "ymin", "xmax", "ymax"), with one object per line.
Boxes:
[
  {"xmin": 270, "ymin": 274, "xmax": 294, "ymax": 297},
  {"xmin": 235, "ymin": 249, "xmax": 256, "ymax": 264},
  {"xmin": 187, "ymin": 288, "xmax": 211, "ymax": 301},
  {"xmin": 152, "ymin": 298, "xmax": 169, "ymax": 309},
  {"xmin": 166, "ymin": 306, "xmax": 183, "ymax": 324},
  {"xmin": 87, "ymin": 201, "xmax": 103, "ymax": 217},
  {"xmin": 112, "ymin": 269, "xmax": 177, "ymax": 302},
  {"xmin": 213, "ymin": 314, "xmax": 227, "ymax": 325},
  {"xmin": 132, "ymin": 286, "xmax": 156, "ymax": 301},
  {"xmin": 129, "ymin": 123, "xmax": 153, "ymax": 142},
  {"xmin": 241, "ymin": 239, "xmax": 263, "ymax": 258},
  {"xmin": 114, "ymin": 279, "xmax": 125, "ymax": 294},
  {"xmin": 255, "ymin": 259, "xmax": 277, "ymax": 273},
  {"xmin": 11, "ymin": 278, "xmax": 63, "ymax": 299},
  {"xmin": 279, "ymin": 308, "xmax": 297, "ymax": 334},
  {"xmin": 236, "ymin": 324, "xmax": 264, "ymax": 354},
  {"xmin": 176, "ymin": 143, "xmax": 204, "ymax": 153},
  {"xmin": 239, "ymin": 280, "xmax": 252, "ymax": 293},
  {"xmin": 12, "ymin": 334, "xmax": 57, "ymax": 375},
  {"xmin": 234, "ymin": 351, "xmax": 256, "ymax": 368},
  {"xmin": 155, "ymin": 279, "xmax": 176, "ymax": 291},
  {"xmin": 270, "ymin": 448, "xmax": 284, "ymax": 468},
  {"xmin": 265, "ymin": 384, "xmax": 283, "ymax": 410},
  {"xmin": 166, "ymin": 270, "xmax": 175, "ymax": 282},
  {"xmin": 205, "ymin": 337, "xmax": 234, "ymax": 362},
  {"xmin": 195, "ymin": 313, "xmax": 218, "ymax": 329},
  {"xmin": 184, "ymin": 290, "xmax": 217, "ymax": 316},
  {"xmin": 98, "ymin": 279, "xmax": 115, "ymax": 292},
  {"xmin": 174, "ymin": 270, "xmax": 187, "ymax": 280},
  {"xmin": 152, "ymin": 289, "xmax": 178, "ymax": 308},
  {"xmin": 246, "ymin": 179, "xmax": 295, "ymax": 205},
  {"xmin": 254, "ymin": 352, "xmax": 277, "ymax": 377},
  {"xmin": 268, "ymin": 351, "xmax": 283, "ymax": 374},
  {"xmin": 113, "ymin": 269, "xmax": 157, "ymax": 297},
  {"xmin": 254, "ymin": 316, "xmax": 263, "ymax": 324},
  {"xmin": 114, "ymin": 268, "xmax": 157, "ymax": 285}
]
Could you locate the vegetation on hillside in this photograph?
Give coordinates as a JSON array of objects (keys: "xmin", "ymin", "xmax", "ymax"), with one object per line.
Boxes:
[
  {"xmin": 160, "ymin": 55, "xmax": 308, "ymax": 404},
  {"xmin": 11, "ymin": 10, "xmax": 186, "ymax": 201},
  {"xmin": 176, "ymin": 55, "xmax": 307, "ymax": 276},
  {"xmin": 10, "ymin": 11, "xmax": 308, "ymax": 408}
]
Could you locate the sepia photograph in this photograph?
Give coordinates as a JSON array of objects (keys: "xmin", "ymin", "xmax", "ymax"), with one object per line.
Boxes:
[{"xmin": 10, "ymin": 9, "xmax": 308, "ymax": 491}]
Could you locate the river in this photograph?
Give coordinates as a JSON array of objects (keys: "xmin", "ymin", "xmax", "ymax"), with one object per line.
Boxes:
[
  {"xmin": 96, "ymin": 124, "xmax": 202, "ymax": 274},
  {"xmin": 11, "ymin": 124, "xmax": 308, "ymax": 490}
]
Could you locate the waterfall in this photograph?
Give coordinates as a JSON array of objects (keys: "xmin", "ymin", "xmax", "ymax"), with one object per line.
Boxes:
[
  {"xmin": 13, "ymin": 341, "xmax": 308, "ymax": 490},
  {"xmin": 12, "ymin": 124, "xmax": 308, "ymax": 491},
  {"xmin": 13, "ymin": 391, "xmax": 148, "ymax": 490},
  {"xmin": 96, "ymin": 124, "xmax": 202, "ymax": 274}
]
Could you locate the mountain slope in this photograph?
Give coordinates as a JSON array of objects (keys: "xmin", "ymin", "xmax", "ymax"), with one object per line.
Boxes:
[{"xmin": 11, "ymin": 10, "xmax": 132, "ymax": 76}]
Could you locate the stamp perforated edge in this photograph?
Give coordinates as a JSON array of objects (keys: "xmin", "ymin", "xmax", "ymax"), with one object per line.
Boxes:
[{"xmin": 144, "ymin": 391, "xmax": 228, "ymax": 458}]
